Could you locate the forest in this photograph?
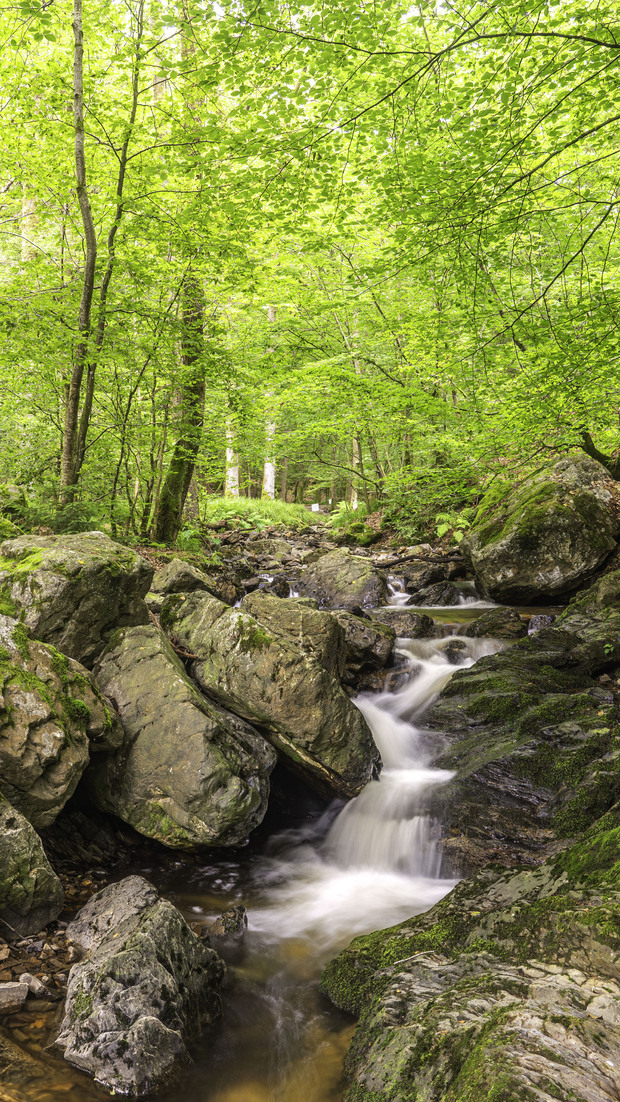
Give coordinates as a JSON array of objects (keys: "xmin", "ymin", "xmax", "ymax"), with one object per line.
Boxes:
[{"xmin": 1, "ymin": 0, "xmax": 619, "ymax": 546}]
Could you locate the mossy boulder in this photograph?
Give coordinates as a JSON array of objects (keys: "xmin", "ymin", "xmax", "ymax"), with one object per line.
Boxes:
[
  {"xmin": 423, "ymin": 578, "xmax": 620, "ymax": 868},
  {"xmin": 298, "ymin": 549, "xmax": 388, "ymax": 609},
  {"xmin": 330, "ymin": 609, "xmax": 395, "ymax": 688},
  {"xmin": 0, "ymin": 791, "xmax": 64, "ymax": 936},
  {"xmin": 368, "ymin": 608, "xmax": 435, "ymax": 639},
  {"xmin": 90, "ymin": 624, "xmax": 276, "ymax": 848},
  {"xmin": 55, "ymin": 876, "xmax": 225, "ymax": 1096},
  {"xmin": 149, "ymin": 556, "xmax": 235, "ymax": 606},
  {"xmin": 466, "ymin": 456, "xmax": 620, "ymax": 603},
  {"xmin": 160, "ymin": 591, "xmax": 379, "ymax": 799},
  {"xmin": 0, "ymin": 532, "xmax": 153, "ymax": 667},
  {"xmin": 0, "ymin": 614, "xmax": 120, "ymax": 828},
  {"xmin": 321, "ymin": 808, "xmax": 620, "ymax": 1102},
  {"xmin": 240, "ymin": 592, "xmax": 347, "ymax": 679},
  {"xmin": 463, "ymin": 607, "xmax": 528, "ymax": 640}
]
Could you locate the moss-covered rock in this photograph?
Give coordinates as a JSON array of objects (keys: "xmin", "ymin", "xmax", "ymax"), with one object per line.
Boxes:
[
  {"xmin": 463, "ymin": 607, "xmax": 528, "ymax": 640},
  {"xmin": 321, "ymin": 808, "xmax": 620, "ymax": 1102},
  {"xmin": 55, "ymin": 876, "xmax": 225, "ymax": 1096},
  {"xmin": 0, "ymin": 791, "xmax": 64, "ymax": 936},
  {"xmin": 466, "ymin": 456, "xmax": 620, "ymax": 603},
  {"xmin": 90, "ymin": 623, "xmax": 276, "ymax": 849},
  {"xmin": 0, "ymin": 614, "xmax": 120, "ymax": 828},
  {"xmin": 160, "ymin": 590, "xmax": 379, "ymax": 799},
  {"xmin": 0, "ymin": 531, "xmax": 153, "ymax": 667},
  {"xmin": 298, "ymin": 549, "xmax": 388, "ymax": 610},
  {"xmin": 368, "ymin": 608, "xmax": 435, "ymax": 639}
]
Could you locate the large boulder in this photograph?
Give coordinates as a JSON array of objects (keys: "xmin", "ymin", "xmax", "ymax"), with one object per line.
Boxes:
[
  {"xmin": 0, "ymin": 792, "xmax": 64, "ymax": 936},
  {"xmin": 0, "ymin": 532, "xmax": 153, "ymax": 667},
  {"xmin": 466, "ymin": 456, "xmax": 620, "ymax": 603},
  {"xmin": 160, "ymin": 591, "xmax": 378, "ymax": 799},
  {"xmin": 321, "ymin": 809, "xmax": 620, "ymax": 1102},
  {"xmin": 0, "ymin": 615, "xmax": 120, "ymax": 828},
  {"xmin": 425, "ymin": 572, "xmax": 620, "ymax": 869},
  {"xmin": 297, "ymin": 549, "xmax": 387, "ymax": 609},
  {"xmin": 55, "ymin": 876, "xmax": 225, "ymax": 1096},
  {"xmin": 368, "ymin": 608, "xmax": 435, "ymax": 638},
  {"xmin": 330, "ymin": 609, "xmax": 395, "ymax": 688},
  {"xmin": 240, "ymin": 592, "xmax": 346, "ymax": 679},
  {"xmin": 90, "ymin": 623, "xmax": 276, "ymax": 849},
  {"xmin": 149, "ymin": 557, "xmax": 236, "ymax": 607}
]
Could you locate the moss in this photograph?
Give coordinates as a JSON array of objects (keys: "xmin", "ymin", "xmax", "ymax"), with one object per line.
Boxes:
[
  {"xmin": 70, "ymin": 990, "xmax": 94, "ymax": 1022},
  {"xmin": 237, "ymin": 615, "xmax": 273, "ymax": 654},
  {"xmin": 0, "ymin": 590, "xmax": 17, "ymax": 617},
  {"xmin": 138, "ymin": 802, "xmax": 189, "ymax": 847},
  {"xmin": 11, "ymin": 622, "xmax": 30, "ymax": 661},
  {"xmin": 0, "ymin": 550, "xmax": 44, "ymax": 577}
]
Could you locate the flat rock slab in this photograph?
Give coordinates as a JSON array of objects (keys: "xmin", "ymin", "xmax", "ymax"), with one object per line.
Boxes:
[
  {"xmin": 0, "ymin": 981, "xmax": 28, "ymax": 1013},
  {"xmin": 91, "ymin": 624, "xmax": 276, "ymax": 848},
  {"xmin": 55, "ymin": 876, "xmax": 225, "ymax": 1097},
  {"xmin": 0, "ymin": 532, "xmax": 152, "ymax": 667}
]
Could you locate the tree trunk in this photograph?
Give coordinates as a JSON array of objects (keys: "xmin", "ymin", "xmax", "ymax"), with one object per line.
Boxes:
[
  {"xmin": 151, "ymin": 273, "xmax": 206, "ymax": 542},
  {"xmin": 225, "ymin": 419, "xmax": 240, "ymax": 496}
]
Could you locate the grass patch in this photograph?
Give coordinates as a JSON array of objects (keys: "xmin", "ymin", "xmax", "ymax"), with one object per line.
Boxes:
[{"xmin": 201, "ymin": 495, "xmax": 316, "ymax": 532}]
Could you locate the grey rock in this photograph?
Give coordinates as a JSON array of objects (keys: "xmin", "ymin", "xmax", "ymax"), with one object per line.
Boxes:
[
  {"xmin": 330, "ymin": 609, "xmax": 395, "ymax": 686},
  {"xmin": 90, "ymin": 624, "xmax": 276, "ymax": 849},
  {"xmin": 66, "ymin": 876, "xmax": 158, "ymax": 956},
  {"xmin": 0, "ymin": 532, "xmax": 153, "ymax": 667},
  {"xmin": 161, "ymin": 591, "xmax": 378, "ymax": 799},
  {"xmin": 0, "ymin": 981, "xmax": 28, "ymax": 1013},
  {"xmin": 368, "ymin": 608, "xmax": 435, "ymax": 639},
  {"xmin": 463, "ymin": 606, "xmax": 529, "ymax": 639},
  {"xmin": 55, "ymin": 876, "xmax": 225, "ymax": 1096},
  {"xmin": 0, "ymin": 614, "xmax": 119, "ymax": 828},
  {"xmin": 467, "ymin": 456, "xmax": 620, "ymax": 603},
  {"xmin": 0, "ymin": 792, "xmax": 64, "ymax": 936},
  {"xmin": 298, "ymin": 549, "xmax": 387, "ymax": 609}
]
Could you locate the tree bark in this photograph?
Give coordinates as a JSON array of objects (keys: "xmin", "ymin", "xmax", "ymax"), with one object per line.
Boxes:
[{"xmin": 151, "ymin": 273, "xmax": 206, "ymax": 542}]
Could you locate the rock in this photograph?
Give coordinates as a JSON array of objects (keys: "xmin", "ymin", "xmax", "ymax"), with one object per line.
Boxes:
[
  {"xmin": 90, "ymin": 624, "xmax": 276, "ymax": 848},
  {"xmin": 0, "ymin": 612, "xmax": 120, "ymax": 828},
  {"xmin": 528, "ymin": 613, "xmax": 556, "ymax": 634},
  {"xmin": 0, "ymin": 614, "xmax": 120, "ymax": 828},
  {"xmin": 425, "ymin": 578, "xmax": 620, "ymax": 866},
  {"xmin": 65, "ymin": 876, "xmax": 158, "ymax": 956},
  {"xmin": 368, "ymin": 609, "xmax": 435, "ymax": 638},
  {"xmin": 160, "ymin": 591, "xmax": 378, "ymax": 799},
  {"xmin": 0, "ymin": 532, "xmax": 153, "ymax": 667},
  {"xmin": 297, "ymin": 549, "xmax": 387, "ymax": 610},
  {"xmin": 321, "ymin": 807, "xmax": 620, "ymax": 1102},
  {"xmin": 466, "ymin": 456, "xmax": 620, "ymax": 603},
  {"xmin": 330, "ymin": 610, "xmax": 395, "ymax": 687},
  {"xmin": 240, "ymin": 592, "xmax": 346, "ymax": 679},
  {"xmin": 463, "ymin": 607, "xmax": 529, "ymax": 639},
  {"xmin": 150, "ymin": 557, "xmax": 237, "ymax": 606},
  {"xmin": 0, "ymin": 981, "xmax": 28, "ymax": 1012},
  {"xmin": 0, "ymin": 792, "xmax": 64, "ymax": 936},
  {"xmin": 400, "ymin": 559, "xmax": 468, "ymax": 592},
  {"xmin": 407, "ymin": 581, "xmax": 465, "ymax": 606},
  {"xmin": 55, "ymin": 876, "xmax": 225, "ymax": 1096},
  {"xmin": 206, "ymin": 905, "xmax": 248, "ymax": 945}
]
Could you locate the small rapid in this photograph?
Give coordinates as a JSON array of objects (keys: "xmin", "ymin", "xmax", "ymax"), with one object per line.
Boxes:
[{"xmin": 247, "ymin": 632, "xmax": 501, "ymax": 955}]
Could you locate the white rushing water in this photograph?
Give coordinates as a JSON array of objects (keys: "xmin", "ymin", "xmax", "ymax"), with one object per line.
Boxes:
[{"xmin": 248, "ymin": 631, "xmax": 502, "ymax": 956}]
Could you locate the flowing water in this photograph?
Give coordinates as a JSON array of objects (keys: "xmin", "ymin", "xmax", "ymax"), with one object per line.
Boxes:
[{"xmin": 2, "ymin": 593, "xmax": 504, "ymax": 1102}]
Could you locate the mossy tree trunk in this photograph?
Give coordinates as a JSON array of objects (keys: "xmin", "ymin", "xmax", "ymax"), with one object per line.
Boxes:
[{"xmin": 151, "ymin": 273, "xmax": 206, "ymax": 543}]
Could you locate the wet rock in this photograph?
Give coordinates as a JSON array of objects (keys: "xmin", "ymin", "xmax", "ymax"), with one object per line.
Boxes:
[
  {"xmin": 150, "ymin": 557, "xmax": 237, "ymax": 606},
  {"xmin": 0, "ymin": 532, "xmax": 152, "ymax": 667},
  {"xmin": 322, "ymin": 808, "xmax": 620, "ymax": 1102},
  {"xmin": 0, "ymin": 981, "xmax": 28, "ymax": 1012},
  {"xmin": 466, "ymin": 455, "xmax": 620, "ymax": 603},
  {"xmin": 297, "ymin": 549, "xmax": 387, "ymax": 610},
  {"xmin": 330, "ymin": 610, "xmax": 395, "ymax": 687},
  {"xmin": 463, "ymin": 606, "xmax": 528, "ymax": 639},
  {"xmin": 206, "ymin": 905, "xmax": 248, "ymax": 946},
  {"xmin": 528, "ymin": 613, "xmax": 556, "ymax": 634},
  {"xmin": 436, "ymin": 638, "xmax": 469, "ymax": 664},
  {"xmin": 0, "ymin": 614, "xmax": 120, "ymax": 828},
  {"xmin": 368, "ymin": 609, "xmax": 435, "ymax": 638},
  {"xmin": 0, "ymin": 792, "xmax": 64, "ymax": 936},
  {"xmin": 407, "ymin": 581, "xmax": 464, "ymax": 606},
  {"xmin": 160, "ymin": 591, "xmax": 378, "ymax": 799},
  {"xmin": 55, "ymin": 876, "xmax": 225, "ymax": 1096},
  {"xmin": 90, "ymin": 623, "xmax": 276, "ymax": 848},
  {"xmin": 257, "ymin": 574, "xmax": 290, "ymax": 598},
  {"xmin": 426, "ymin": 576, "xmax": 620, "ymax": 865}
]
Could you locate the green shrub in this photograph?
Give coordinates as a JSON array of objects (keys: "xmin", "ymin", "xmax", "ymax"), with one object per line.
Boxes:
[{"xmin": 200, "ymin": 495, "xmax": 315, "ymax": 532}]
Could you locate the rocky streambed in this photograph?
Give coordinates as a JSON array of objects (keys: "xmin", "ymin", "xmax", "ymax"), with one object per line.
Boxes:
[{"xmin": 1, "ymin": 455, "xmax": 620, "ymax": 1102}]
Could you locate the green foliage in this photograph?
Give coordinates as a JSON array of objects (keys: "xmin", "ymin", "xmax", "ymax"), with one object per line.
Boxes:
[
  {"xmin": 200, "ymin": 495, "xmax": 314, "ymax": 532},
  {"xmin": 435, "ymin": 507, "xmax": 476, "ymax": 545},
  {"xmin": 327, "ymin": 501, "xmax": 369, "ymax": 529},
  {"xmin": 382, "ymin": 457, "xmax": 481, "ymax": 542}
]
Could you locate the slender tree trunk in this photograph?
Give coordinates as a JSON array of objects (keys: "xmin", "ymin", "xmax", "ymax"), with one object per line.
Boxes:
[
  {"xmin": 225, "ymin": 419, "xmax": 240, "ymax": 496},
  {"xmin": 59, "ymin": 0, "xmax": 97, "ymax": 505}
]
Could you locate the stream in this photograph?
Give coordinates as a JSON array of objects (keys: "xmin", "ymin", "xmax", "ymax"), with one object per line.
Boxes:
[{"xmin": 2, "ymin": 593, "xmax": 505, "ymax": 1102}]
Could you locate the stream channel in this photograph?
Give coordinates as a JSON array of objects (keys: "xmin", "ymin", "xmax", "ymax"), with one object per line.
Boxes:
[{"xmin": 4, "ymin": 588, "xmax": 506, "ymax": 1102}]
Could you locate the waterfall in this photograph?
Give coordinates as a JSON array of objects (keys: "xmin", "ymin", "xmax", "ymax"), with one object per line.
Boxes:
[{"xmin": 248, "ymin": 633, "xmax": 502, "ymax": 955}]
